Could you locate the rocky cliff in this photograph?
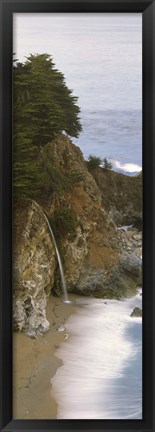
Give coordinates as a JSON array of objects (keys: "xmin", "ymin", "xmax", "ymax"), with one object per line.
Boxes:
[
  {"xmin": 13, "ymin": 200, "xmax": 56, "ymax": 336},
  {"xmin": 13, "ymin": 134, "xmax": 142, "ymax": 335},
  {"xmin": 89, "ymin": 166, "xmax": 142, "ymax": 226}
]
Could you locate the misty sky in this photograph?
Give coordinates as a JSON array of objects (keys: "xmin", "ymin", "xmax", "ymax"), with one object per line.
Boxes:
[{"xmin": 13, "ymin": 13, "xmax": 142, "ymax": 109}]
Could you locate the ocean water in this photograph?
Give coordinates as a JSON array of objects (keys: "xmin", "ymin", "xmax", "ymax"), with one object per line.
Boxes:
[
  {"xmin": 51, "ymin": 290, "xmax": 142, "ymax": 419},
  {"xmin": 73, "ymin": 109, "xmax": 142, "ymax": 169},
  {"xmin": 14, "ymin": 13, "xmax": 142, "ymax": 172}
]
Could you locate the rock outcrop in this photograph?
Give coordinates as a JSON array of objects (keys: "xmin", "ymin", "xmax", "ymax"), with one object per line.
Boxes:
[
  {"xmin": 13, "ymin": 134, "xmax": 142, "ymax": 334},
  {"xmin": 13, "ymin": 200, "xmax": 56, "ymax": 336},
  {"xmin": 130, "ymin": 307, "xmax": 142, "ymax": 317},
  {"xmin": 90, "ymin": 167, "xmax": 142, "ymax": 226}
]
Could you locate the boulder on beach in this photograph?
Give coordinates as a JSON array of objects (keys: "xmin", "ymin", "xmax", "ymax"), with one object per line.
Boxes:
[{"xmin": 130, "ymin": 307, "xmax": 142, "ymax": 317}]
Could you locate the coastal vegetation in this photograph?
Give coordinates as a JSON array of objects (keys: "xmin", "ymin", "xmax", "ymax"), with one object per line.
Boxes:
[
  {"xmin": 50, "ymin": 207, "xmax": 78, "ymax": 241},
  {"xmin": 103, "ymin": 157, "xmax": 112, "ymax": 169},
  {"xmin": 87, "ymin": 155, "xmax": 112, "ymax": 171},
  {"xmin": 13, "ymin": 53, "xmax": 82, "ymax": 198}
]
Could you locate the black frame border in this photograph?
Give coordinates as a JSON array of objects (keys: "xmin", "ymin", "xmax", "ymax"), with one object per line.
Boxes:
[{"xmin": 0, "ymin": 1, "xmax": 155, "ymax": 431}]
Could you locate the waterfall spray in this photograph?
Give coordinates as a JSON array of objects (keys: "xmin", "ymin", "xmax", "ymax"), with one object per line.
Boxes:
[{"xmin": 43, "ymin": 212, "xmax": 71, "ymax": 304}]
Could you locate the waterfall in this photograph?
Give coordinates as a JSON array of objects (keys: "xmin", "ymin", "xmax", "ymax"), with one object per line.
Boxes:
[{"xmin": 43, "ymin": 212, "xmax": 70, "ymax": 304}]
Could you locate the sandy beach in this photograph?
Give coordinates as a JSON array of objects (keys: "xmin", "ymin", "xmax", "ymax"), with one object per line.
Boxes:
[{"xmin": 13, "ymin": 294, "xmax": 75, "ymax": 419}]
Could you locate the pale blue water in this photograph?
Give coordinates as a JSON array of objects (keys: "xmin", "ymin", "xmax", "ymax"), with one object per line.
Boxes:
[
  {"xmin": 74, "ymin": 109, "xmax": 142, "ymax": 166},
  {"xmin": 14, "ymin": 13, "xmax": 142, "ymax": 173}
]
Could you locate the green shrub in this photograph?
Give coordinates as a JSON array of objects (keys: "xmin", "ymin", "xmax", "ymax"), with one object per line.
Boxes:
[
  {"xmin": 87, "ymin": 155, "xmax": 112, "ymax": 171},
  {"xmin": 87, "ymin": 155, "xmax": 103, "ymax": 171},
  {"xmin": 50, "ymin": 207, "xmax": 77, "ymax": 240},
  {"xmin": 40, "ymin": 143, "xmax": 71, "ymax": 194},
  {"xmin": 102, "ymin": 157, "xmax": 112, "ymax": 169}
]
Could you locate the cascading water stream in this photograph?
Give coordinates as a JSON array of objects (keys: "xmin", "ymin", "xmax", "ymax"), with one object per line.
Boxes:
[{"xmin": 43, "ymin": 212, "xmax": 70, "ymax": 304}]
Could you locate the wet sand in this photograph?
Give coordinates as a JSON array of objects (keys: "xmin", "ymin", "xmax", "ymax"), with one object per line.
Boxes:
[{"xmin": 13, "ymin": 294, "xmax": 75, "ymax": 419}]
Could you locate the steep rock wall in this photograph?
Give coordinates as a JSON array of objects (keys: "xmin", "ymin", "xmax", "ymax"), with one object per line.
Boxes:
[
  {"xmin": 13, "ymin": 200, "xmax": 56, "ymax": 336},
  {"xmin": 90, "ymin": 167, "xmax": 142, "ymax": 226}
]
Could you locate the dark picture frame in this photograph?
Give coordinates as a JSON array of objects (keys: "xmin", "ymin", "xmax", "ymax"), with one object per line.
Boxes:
[{"xmin": 0, "ymin": 0, "xmax": 155, "ymax": 431}]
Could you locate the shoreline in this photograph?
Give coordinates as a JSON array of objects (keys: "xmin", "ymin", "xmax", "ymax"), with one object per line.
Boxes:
[
  {"xmin": 50, "ymin": 291, "xmax": 142, "ymax": 419},
  {"xmin": 13, "ymin": 294, "xmax": 75, "ymax": 419},
  {"xmin": 13, "ymin": 290, "xmax": 142, "ymax": 419}
]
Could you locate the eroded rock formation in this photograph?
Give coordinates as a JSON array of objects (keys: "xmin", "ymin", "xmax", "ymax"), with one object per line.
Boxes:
[{"xmin": 13, "ymin": 200, "xmax": 56, "ymax": 336}]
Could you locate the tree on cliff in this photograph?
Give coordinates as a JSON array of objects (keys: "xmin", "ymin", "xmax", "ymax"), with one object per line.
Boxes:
[
  {"xmin": 13, "ymin": 53, "xmax": 82, "ymax": 197},
  {"xmin": 87, "ymin": 155, "xmax": 112, "ymax": 171},
  {"xmin": 87, "ymin": 155, "xmax": 103, "ymax": 171},
  {"xmin": 103, "ymin": 157, "xmax": 112, "ymax": 169}
]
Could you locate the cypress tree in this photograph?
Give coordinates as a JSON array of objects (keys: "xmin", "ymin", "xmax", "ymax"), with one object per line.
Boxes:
[{"xmin": 13, "ymin": 53, "xmax": 82, "ymax": 198}]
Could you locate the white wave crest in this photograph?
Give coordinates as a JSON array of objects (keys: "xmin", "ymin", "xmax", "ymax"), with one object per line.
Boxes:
[{"xmin": 112, "ymin": 160, "xmax": 142, "ymax": 173}]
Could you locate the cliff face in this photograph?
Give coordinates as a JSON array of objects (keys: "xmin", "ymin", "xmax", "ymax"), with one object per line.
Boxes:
[
  {"xmin": 13, "ymin": 135, "xmax": 142, "ymax": 335},
  {"xmin": 91, "ymin": 167, "xmax": 142, "ymax": 226},
  {"xmin": 13, "ymin": 200, "xmax": 56, "ymax": 336}
]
